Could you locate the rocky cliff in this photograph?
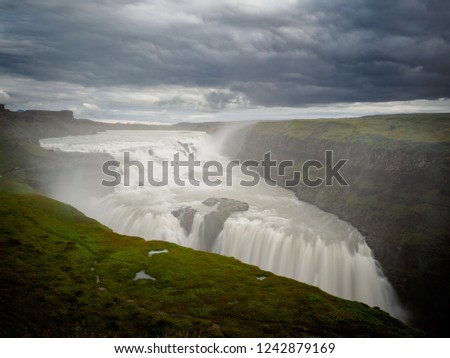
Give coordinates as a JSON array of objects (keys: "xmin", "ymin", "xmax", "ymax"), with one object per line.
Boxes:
[
  {"xmin": 234, "ymin": 114, "xmax": 450, "ymax": 335},
  {"xmin": 0, "ymin": 105, "xmax": 104, "ymax": 143}
]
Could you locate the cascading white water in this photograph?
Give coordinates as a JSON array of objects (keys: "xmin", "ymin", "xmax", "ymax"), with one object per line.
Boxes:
[{"xmin": 40, "ymin": 130, "xmax": 406, "ymax": 320}]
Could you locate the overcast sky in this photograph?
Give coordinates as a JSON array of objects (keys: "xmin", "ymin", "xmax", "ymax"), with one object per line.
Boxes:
[{"xmin": 1, "ymin": 0, "xmax": 449, "ymax": 123}]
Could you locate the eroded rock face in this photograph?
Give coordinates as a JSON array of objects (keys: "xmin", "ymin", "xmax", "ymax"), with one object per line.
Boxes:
[
  {"xmin": 201, "ymin": 198, "xmax": 249, "ymax": 251},
  {"xmin": 171, "ymin": 207, "xmax": 197, "ymax": 234}
]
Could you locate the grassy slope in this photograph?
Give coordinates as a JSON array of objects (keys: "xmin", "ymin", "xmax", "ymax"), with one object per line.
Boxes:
[
  {"xmin": 0, "ymin": 180, "xmax": 420, "ymax": 337},
  {"xmin": 255, "ymin": 113, "xmax": 450, "ymax": 144},
  {"xmin": 0, "ymin": 138, "xmax": 47, "ymax": 174}
]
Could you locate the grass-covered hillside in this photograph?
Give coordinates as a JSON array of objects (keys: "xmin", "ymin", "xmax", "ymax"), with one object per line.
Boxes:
[
  {"xmin": 254, "ymin": 113, "xmax": 450, "ymax": 144},
  {"xmin": 0, "ymin": 180, "xmax": 421, "ymax": 337},
  {"xmin": 236, "ymin": 113, "xmax": 450, "ymax": 335}
]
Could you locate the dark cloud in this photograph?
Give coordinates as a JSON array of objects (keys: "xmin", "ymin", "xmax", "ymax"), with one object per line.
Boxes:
[
  {"xmin": 0, "ymin": 0, "xmax": 449, "ymax": 109},
  {"xmin": 204, "ymin": 90, "xmax": 247, "ymax": 110}
]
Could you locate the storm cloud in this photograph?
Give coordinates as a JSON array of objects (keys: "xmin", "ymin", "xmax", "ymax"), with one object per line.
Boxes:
[{"xmin": 0, "ymin": 0, "xmax": 449, "ymax": 121}]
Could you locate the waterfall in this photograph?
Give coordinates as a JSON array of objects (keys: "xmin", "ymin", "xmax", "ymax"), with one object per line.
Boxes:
[
  {"xmin": 213, "ymin": 216, "xmax": 399, "ymax": 312},
  {"xmin": 40, "ymin": 129, "xmax": 407, "ymax": 321}
]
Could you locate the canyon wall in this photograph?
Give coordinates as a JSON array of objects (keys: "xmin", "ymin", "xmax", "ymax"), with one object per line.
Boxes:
[{"xmin": 234, "ymin": 114, "xmax": 450, "ymax": 335}]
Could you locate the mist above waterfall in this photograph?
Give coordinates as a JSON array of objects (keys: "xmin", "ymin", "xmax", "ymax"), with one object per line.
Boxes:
[{"xmin": 39, "ymin": 129, "xmax": 406, "ymax": 321}]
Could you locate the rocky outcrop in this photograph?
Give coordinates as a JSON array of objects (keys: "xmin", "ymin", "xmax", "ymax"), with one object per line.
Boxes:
[
  {"xmin": 202, "ymin": 197, "xmax": 249, "ymax": 212},
  {"xmin": 201, "ymin": 198, "xmax": 249, "ymax": 251},
  {"xmin": 172, "ymin": 198, "xmax": 249, "ymax": 250},
  {"xmin": 171, "ymin": 207, "xmax": 197, "ymax": 234}
]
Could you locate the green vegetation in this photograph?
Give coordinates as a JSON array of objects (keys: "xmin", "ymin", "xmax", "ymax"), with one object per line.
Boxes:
[
  {"xmin": 255, "ymin": 113, "xmax": 450, "ymax": 144},
  {"xmin": 0, "ymin": 179, "xmax": 421, "ymax": 337}
]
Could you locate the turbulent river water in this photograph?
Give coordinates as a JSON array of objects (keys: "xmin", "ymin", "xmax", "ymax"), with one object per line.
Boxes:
[{"xmin": 40, "ymin": 130, "xmax": 406, "ymax": 320}]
